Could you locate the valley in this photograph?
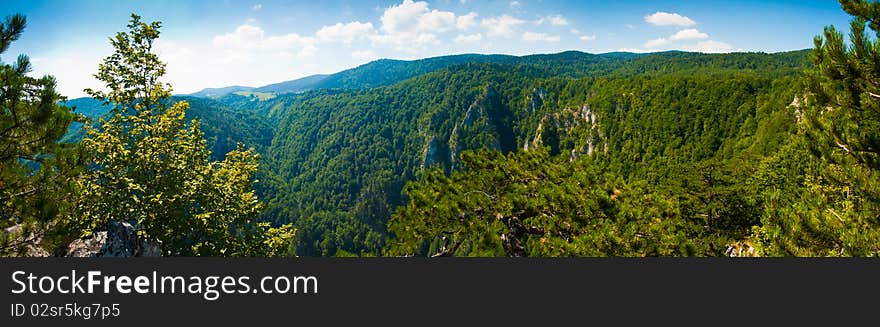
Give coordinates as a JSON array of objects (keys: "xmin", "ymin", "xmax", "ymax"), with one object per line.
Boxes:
[{"xmin": 61, "ymin": 49, "xmax": 815, "ymax": 256}]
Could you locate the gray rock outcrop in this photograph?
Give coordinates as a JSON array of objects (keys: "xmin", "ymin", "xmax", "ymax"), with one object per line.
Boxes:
[{"xmin": 66, "ymin": 221, "xmax": 161, "ymax": 257}]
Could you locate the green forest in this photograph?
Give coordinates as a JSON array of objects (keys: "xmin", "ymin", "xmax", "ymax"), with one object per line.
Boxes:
[{"xmin": 2, "ymin": 0, "xmax": 879, "ymax": 257}]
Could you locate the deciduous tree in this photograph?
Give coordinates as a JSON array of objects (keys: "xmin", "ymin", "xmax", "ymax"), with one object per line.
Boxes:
[{"xmin": 73, "ymin": 14, "xmax": 293, "ymax": 256}]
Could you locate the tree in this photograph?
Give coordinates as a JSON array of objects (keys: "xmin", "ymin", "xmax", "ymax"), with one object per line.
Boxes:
[
  {"xmin": 72, "ymin": 14, "xmax": 293, "ymax": 256},
  {"xmin": 0, "ymin": 14, "xmax": 79, "ymax": 256},
  {"xmin": 752, "ymin": 0, "xmax": 880, "ymax": 256},
  {"xmin": 807, "ymin": 0, "xmax": 880, "ymax": 171},
  {"xmin": 386, "ymin": 149, "xmax": 707, "ymax": 257}
]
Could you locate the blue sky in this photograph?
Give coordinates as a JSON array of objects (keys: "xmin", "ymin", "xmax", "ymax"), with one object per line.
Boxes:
[{"xmin": 2, "ymin": 0, "xmax": 852, "ymax": 98}]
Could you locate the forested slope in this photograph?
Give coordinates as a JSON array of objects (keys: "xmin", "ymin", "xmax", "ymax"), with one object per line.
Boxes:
[
  {"xmin": 62, "ymin": 96, "xmax": 274, "ymax": 160},
  {"xmin": 250, "ymin": 50, "xmax": 811, "ymax": 256},
  {"xmin": 58, "ymin": 49, "xmax": 818, "ymax": 256}
]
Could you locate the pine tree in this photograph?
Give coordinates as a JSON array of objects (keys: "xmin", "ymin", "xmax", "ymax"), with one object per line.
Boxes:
[
  {"xmin": 386, "ymin": 148, "xmax": 706, "ymax": 257},
  {"xmin": 807, "ymin": 0, "xmax": 880, "ymax": 171},
  {"xmin": 72, "ymin": 14, "xmax": 294, "ymax": 256},
  {"xmin": 0, "ymin": 14, "xmax": 79, "ymax": 256},
  {"xmin": 753, "ymin": 0, "xmax": 880, "ymax": 256}
]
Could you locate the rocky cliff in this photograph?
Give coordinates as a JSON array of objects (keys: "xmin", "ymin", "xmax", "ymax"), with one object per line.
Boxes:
[{"xmin": 527, "ymin": 103, "xmax": 605, "ymax": 160}]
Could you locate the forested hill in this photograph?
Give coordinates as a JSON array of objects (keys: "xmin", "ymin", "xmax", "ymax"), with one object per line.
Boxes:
[
  {"xmin": 247, "ymin": 49, "xmax": 811, "ymax": 256},
  {"xmin": 66, "ymin": 49, "xmax": 816, "ymax": 256}
]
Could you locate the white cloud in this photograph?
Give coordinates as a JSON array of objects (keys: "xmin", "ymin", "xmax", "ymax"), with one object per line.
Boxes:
[
  {"xmin": 317, "ymin": 21, "xmax": 375, "ymax": 44},
  {"xmin": 670, "ymin": 28, "xmax": 708, "ymax": 41},
  {"xmin": 579, "ymin": 35, "xmax": 597, "ymax": 42},
  {"xmin": 456, "ymin": 12, "xmax": 478, "ymax": 30},
  {"xmin": 644, "ymin": 11, "xmax": 696, "ymax": 26},
  {"xmin": 252, "ymin": 4, "xmax": 262, "ymax": 11},
  {"xmin": 419, "ymin": 10, "xmax": 457, "ymax": 32},
  {"xmin": 213, "ymin": 25, "xmax": 317, "ymax": 52},
  {"xmin": 642, "ymin": 28, "xmax": 710, "ymax": 50},
  {"xmin": 536, "ymin": 15, "xmax": 568, "ymax": 26},
  {"xmin": 372, "ymin": 0, "xmax": 435, "ymax": 52},
  {"xmin": 546, "ymin": 15, "xmax": 568, "ymax": 26},
  {"xmin": 351, "ymin": 50, "xmax": 379, "ymax": 60},
  {"xmin": 522, "ymin": 31, "xmax": 560, "ymax": 42},
  {"xmin": 644, "ymin": 37, "xmax": 670, "ymax": 48},
  {"xmin": 378, "ymin": 1, "xmax": 476, "ymax": 33},
  {"xmin": 510, "ymin": 1, "xmax": 521, "ymax": 9},
  {"xmin": 212, "ymin": 24, "xmax": 317, "ymax": 60},
  {"xmin": 684, "ymin": 40, "xmax": 735, "ymax": 53},
  {"xmin": 454, "ymin": 33, "xmax": 482, "ymax": 43},
  {"xmin": 570, "ymin": 28, "xmax": 580, "ymax": 34},
  {"xmin": 213, "ymin": 24, "xmax": 264, "ymax": 49},
  {"xmin": 380, "ymin": 0, "xmax": 429, "ymax": 34},
  {"xmin": 481, "ymin": 15, "xmax": 525, "ymax": 38},
  {"xmin": 372, "ymin": 0, "xmax": 476, "ymax": 53}
]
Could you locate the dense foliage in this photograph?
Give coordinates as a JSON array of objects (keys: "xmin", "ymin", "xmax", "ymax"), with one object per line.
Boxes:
[
  {"xmin": 3, "ymin": 0, "xmax": 878, "ymax": 257},
  {"xmin": 254, "ymin": 52, "xmax": 809, "ymax": 256}
]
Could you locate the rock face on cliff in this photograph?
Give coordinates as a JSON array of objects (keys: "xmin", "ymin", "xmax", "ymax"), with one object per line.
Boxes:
[
  {"xmin": 528, "ymin": 103, "xmax": 605, "ymax": 160},
  {"xmin": 66, "ymin": 221, "xmax": 161, "ymax": 257},
  {"xmin": 419, "ymin": 83, "xmax": 518, "ymax": 172},
  {"xmin": 420, "ymin": 85, "xmax": 605, "ymax": 172},
  {"xmin": 448, "ymin": 84, "xmax": 516, "ymax": 170}
]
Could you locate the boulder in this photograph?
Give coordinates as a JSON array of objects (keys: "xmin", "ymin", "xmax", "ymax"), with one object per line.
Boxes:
[{"xmin": 66, "ymin": 221, "xmax": 161, "ymax": 257}]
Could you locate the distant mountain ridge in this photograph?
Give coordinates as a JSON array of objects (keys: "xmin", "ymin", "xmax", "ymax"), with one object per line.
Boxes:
[
  {"xmin": 187, "ymin": 74, "xmax": 330, "ymax": 98},
  {"xmin": 188, "ymin": 85, "xmax": 255, "ymax": 98},
  {"xmin": 187, "ymin": 50, "xmax": 810, "ymax": 99},
  {"xmin": 254, "ymin": 74, "xmax": 329, "ymax": 93}
]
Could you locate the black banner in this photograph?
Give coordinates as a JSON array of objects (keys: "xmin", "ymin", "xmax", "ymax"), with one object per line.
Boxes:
[{"xmin": 1, "ymin": 259, "xmax": 876, "ymax": 325}]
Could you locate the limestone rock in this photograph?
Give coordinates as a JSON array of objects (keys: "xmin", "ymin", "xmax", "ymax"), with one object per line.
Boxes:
[
  {"xmin": 66, "ymin": 221, "xmax": 161, "ymax": 257},
  {"xmin": 529, "ymin": 103, "xmax": 605, "ymax": 160},
  {"xmin": 2, "ymin": 224, "xmax": 50, "ymax": 257}
]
